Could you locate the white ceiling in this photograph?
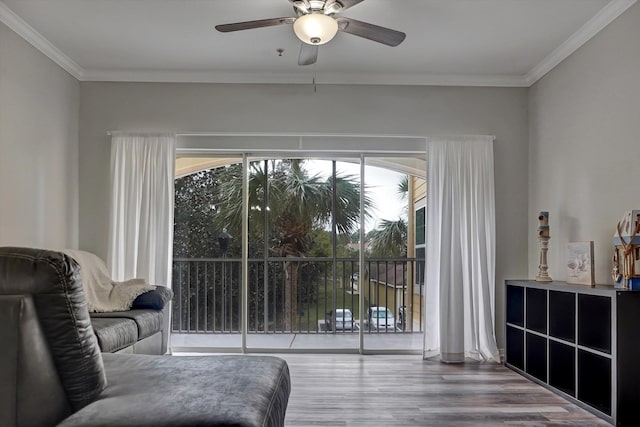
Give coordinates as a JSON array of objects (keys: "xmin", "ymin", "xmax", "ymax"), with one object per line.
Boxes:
[{"xmin": 0, "ymin": 0, "xmax": 635, "ymax": 86}]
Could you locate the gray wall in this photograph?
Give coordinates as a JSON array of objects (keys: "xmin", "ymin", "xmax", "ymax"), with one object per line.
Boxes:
[
  {"xmin": 0, "ymin": 22, "xmax": 79, "ymax": 249},
  {"xmin": 529, "ymin": 2, "xmax": 640, "ymax": 284},
  {"xmin": 79, "ymin": 82, "xmax": 529, "ymax": 348},
  {"xmin": 7, "ymin": 0, "xmax": 639, "ymax": 353}
]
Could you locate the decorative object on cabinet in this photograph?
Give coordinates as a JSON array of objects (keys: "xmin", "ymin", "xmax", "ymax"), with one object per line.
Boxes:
[
  {"xmin": 566, "ymin": 241, "xmax": 595, "ymax": 286},
  {"xmin": 535, "ymin": 211, "xmax": 552, "ymax": 282},
  {"xmin": 613, "ymin": 210, "xmax": 640, "ymax": 290}
]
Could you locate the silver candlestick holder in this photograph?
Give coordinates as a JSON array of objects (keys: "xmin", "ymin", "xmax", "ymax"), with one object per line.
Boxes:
[{"xmin": 536, "ymin": 211, "xmax": 552, "ymax": 282}]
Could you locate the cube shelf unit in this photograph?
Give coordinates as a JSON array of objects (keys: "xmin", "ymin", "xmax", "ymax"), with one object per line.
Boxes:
[{"xmin": 505, "ymin": 280, "xmax": 640, "ymax": 426}]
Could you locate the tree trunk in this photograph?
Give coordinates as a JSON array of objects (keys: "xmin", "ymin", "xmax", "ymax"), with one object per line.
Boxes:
[{"xmin": 284, "ymin": 260, "xmax": 299, "ymax": 331}]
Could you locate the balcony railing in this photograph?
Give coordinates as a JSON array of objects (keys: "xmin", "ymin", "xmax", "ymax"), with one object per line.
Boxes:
[{"xmin": 172, "ymin": 257, "xmax": 424, "ymax": 334}]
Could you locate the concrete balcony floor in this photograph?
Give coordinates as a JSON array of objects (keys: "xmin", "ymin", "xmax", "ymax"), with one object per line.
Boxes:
[{"xmin": 171, "ymin": 329, "xmax": 424, "ymax": 353}]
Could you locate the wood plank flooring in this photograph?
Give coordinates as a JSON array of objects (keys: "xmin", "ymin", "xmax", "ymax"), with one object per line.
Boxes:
[{"xmin": 276, "ymin": 354, "xmax": 611, "ymax": 427}]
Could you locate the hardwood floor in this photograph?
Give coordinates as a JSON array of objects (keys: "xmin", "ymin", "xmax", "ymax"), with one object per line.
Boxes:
[{"xmin": 277, "ymin": 353, "xmax": 611, "ymax": 427}]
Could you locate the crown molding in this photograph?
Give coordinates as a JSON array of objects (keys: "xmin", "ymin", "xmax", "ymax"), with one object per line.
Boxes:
[
  {"xmin": 1, "ymin": 0, "xmax": 635, "ymax": 88},
  {"xmin": 525, "ymin": 0, "xmax": 637, "ymax": 86},
  {"xmin": 81, "ymin": 69, "xmax": 318, "ymax": 85},
  {"xmin": 0, "ymin": 2, "xmax": 84, "ymax": 79},
  {"xmin": 80, "ymin": 68, "xmax": 530, "ymax": 87},
  {"xmin": 314, "ymin": 72, "xmax": 529, "ymax": 87}
]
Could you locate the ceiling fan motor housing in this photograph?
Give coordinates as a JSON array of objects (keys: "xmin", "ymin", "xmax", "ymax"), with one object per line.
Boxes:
[{"xmin": 293, "ymin": 13, "xmax": 339, "ymax": 45}]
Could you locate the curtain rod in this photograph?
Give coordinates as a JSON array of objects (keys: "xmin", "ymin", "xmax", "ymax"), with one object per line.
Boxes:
[{"xmin": 106, "ymin": 131, "xmax": 496, "ymax": 140}]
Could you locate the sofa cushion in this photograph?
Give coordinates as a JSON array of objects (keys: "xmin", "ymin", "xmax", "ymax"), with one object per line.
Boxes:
[
  {"xmin": 132, "ymin": 286, "xmax": 173, "ymax": 310},
  {"xmin": 91, "ymin": 318, "xmax": 138, "ymax": 353},
  {"xmin": 57, "ymin": 354, "xmax": 291, "ymax": 427},
  {"xmin": 91, "ymin": 309, "xmax": 163, "ymax": 340}
]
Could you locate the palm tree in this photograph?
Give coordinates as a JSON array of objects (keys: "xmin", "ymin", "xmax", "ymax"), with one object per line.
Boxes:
[
  {"xmin": 368, "ymin": 218, "xmax": 408, "ymax": 257},
  {"xmin": 368, "ymin": 174, "xmax": 409, "ymax": 257},
  {"xmin": 215, "ymin": 159, "xmax": 371, "ymax": 330},
  {"xmin": 397, "ymin": 174, "xmax": 409, "ymax": 200}
]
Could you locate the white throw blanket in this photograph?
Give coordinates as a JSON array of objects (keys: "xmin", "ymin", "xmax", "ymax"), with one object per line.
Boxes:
[{"xmin": 63, "ymin": 249, "xmax": 155, "ymax": 312}]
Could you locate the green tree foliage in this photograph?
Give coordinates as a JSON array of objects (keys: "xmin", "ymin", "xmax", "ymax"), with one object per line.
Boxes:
[
  {"xmin": 174, "ymin": 165, "xmax": 243, "ymax": 258},
  {"xmin": 397, "ymin": 174, "xmax": 409, "ymax": 200},
  {"xmin": 368, "ymin": 218, "xmax": 408, "ymax": 257},
  {"xmin": 214, "ymin": 160, "xmax": 369, "ymax": 254},
  {"xmin": 214, "ymin": 159, "xmax": 370, "ymax": 330},
  {"xmin": 173, "ymin": 165, "xmax": 246, "ymax": 332},
  {"xmin": 367, "ymin": 174, "xmax": 409, "ymax": 258},
  {"xmin": 172, "ymin": 160, "xmax": 414, "ymax": 332},
  {"xmin": 173, "ymin": 159, "xmax": 372, "ymax": 331}
]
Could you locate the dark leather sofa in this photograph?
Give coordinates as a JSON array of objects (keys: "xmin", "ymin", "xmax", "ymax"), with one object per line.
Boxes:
[
  {"xmin": 0, "ymin": 247, "xmax": 291, "ymax": 427},
  {"xmin": 62, "ymin": 249, "xmax": 174, "ymax": 355},
  {"xmin": 90, "ymin": 308, "xmax": 166, "ymax": 354}
]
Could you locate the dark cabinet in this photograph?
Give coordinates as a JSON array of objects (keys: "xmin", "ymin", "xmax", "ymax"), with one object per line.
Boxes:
[{"xmin": 505, "ymin": 280, "xmax": 640, "ymax": 426}]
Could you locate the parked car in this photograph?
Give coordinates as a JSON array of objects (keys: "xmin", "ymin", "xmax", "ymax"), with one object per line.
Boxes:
[
  {"xmin": 326, "ymin": 308, "xmax": 356, "ymax": 331},
  {"xmin": 367, "ymin": 306, "xmax": 396, "ymax": 331}
]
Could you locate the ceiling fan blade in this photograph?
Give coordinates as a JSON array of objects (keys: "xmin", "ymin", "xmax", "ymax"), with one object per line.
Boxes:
[
  {"xmin": 298, "ymin": 43, "xmax": 319, "ymax": 66},
  {"xmin": 215, "ymin": 17, "xmax": 295, "ymax": 33},
  {"xmin": 336, "ymin": 17, "xmax": 406, "ymax": 47},
  {"xmin": 334, "ymin": 0, "xmax": 366, "ymax": 12}
]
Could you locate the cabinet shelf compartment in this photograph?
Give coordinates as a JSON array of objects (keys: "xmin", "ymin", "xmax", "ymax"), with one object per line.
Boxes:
[
  {"xmin": 525, "ymin": 332, "xmax": 547, "ymax": 382},
  {"xmin": 578, "ymin": 294, "xmax": 611, "ymax": 354},
  {"xmin": 549, "ymin": 290, "xmax": 575, "ymax": 343},
  {"xmin": 578, "ymin": 349, "xmax": 611, "ymax": 416},
  {"xmin": 548, "ymin": 339, "xmax": 575, "ymax": 396},
  {"xmin": 526, "ymin": 287, "xmax": 547, "ymax": 334},
  {"xmin": 507, "ymin": 285, "xmax": 524, "ymax": 327},
  {"xmin": 506, "ymin": 325, "xmax": 524, "ymax": 370}
]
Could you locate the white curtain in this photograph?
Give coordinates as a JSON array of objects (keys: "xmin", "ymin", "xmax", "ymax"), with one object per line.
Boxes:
[
  {"xmin": 424, "ymin": 135, "xmax": 500, "ymax": 363},
  {"xmin": 108, "ymin": 133, "xmax": 176, "ymax": 287}
]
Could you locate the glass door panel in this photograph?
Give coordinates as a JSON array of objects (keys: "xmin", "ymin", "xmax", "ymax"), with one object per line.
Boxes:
[
  {"xmin": 363, "ymin": 156, "xmax": 425, "ymax": 352},
  {"xmin": 171, "ymin": 155, "xmax": 243, "ymax": 351},
  {"xmin": 246, "ymin": 157, "xmax": 360, "ymax": 351}
]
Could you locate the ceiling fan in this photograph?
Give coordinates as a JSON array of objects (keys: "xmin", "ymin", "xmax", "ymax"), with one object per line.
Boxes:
[{"xmin": 215, "ymin": 0, "xmax": 406, "ymax": 66}]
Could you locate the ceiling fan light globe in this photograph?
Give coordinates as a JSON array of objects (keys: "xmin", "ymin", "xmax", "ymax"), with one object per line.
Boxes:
[{"xmin": 293, "ymin": 13, "xmax": 338, "ymax": 45}]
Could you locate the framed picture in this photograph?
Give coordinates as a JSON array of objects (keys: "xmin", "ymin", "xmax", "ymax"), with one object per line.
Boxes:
[{"xmin": 567, "ymin": 241, "xmax": 595, "ymax": 286}]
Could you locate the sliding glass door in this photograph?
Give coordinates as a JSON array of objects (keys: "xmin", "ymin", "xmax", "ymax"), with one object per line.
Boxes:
[{"xmin": 171, "ymin": 150, "xmax": 425, "ymax": 353}]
